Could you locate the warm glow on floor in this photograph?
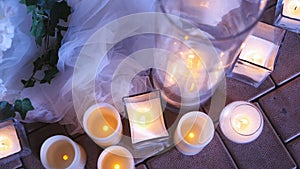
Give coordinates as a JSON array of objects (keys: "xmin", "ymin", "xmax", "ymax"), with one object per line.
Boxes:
[
  {"xmin": 62, "ymin": 154, "xmax": 69, "ymax": 161},
  {"xmin": 114, "ymin": 163, "xmax": 121, "ymax": 169}
]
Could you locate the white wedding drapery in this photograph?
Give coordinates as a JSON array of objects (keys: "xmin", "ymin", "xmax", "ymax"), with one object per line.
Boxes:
[{"xmin": 1, "ymin": 0, "xmax": 156, "ymax": 134}]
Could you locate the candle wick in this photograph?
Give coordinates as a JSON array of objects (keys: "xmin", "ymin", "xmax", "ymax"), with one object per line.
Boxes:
[{"xmin": 295, "ymin": 6, "xmax": 298, "ymax": 10}]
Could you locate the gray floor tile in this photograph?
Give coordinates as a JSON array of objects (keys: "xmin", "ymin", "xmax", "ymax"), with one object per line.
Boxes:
[
  {"xmin": 1, "ymin": 158, "xmax": 22, "ymax": 169},
  {"xmin": 21, "ymin": 123, "xmax": 67, "ymax": 169},
  {"xmin": 146, "ymin": 133, "xmax": 238, "ymax": 169},
  {"xmin": 136, "ymin": 164, "xmax": 148, "ymax": 169},
  {"xmin": 287, "ymin": 137, "xmax": 300, "ymax": 167},
  {"xmin": 259, "ymin": 77, "xmax": 300, "ymax": 142},
  {"xmin": 218, "ymin": 104, "xmax": 296, "ymax": 169},
  {"xmin": 271, "ymin": 31, "xmax": 300, "ymax": 85},
  {"xmin": 75, "ymin": 134, "xmax": 103, "ymax": 169},
  {"xmin": 23, "ymin": 122, "xmax": 47, "ymax": 134}
]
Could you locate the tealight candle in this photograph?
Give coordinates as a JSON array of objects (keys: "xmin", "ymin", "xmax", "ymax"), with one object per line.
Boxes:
[
  {"xmin": 40, "ymin": 135, "xmax": 86, "ymax": 169},
  {"xmin": 83, "ymin": 103, "xmax": 122, "ymax": 147},
  {"xmin": 97, "ymin": 146, "xmax": 134, "ymax": 169},
  {"xmin": 0, "ymin": 123, "xmax": 21, "ymax": 159},
  {"xmin": 219, "ymin": 101, "xmax": 264, "ymax": 144},
  {"xmin": 174, "ymin": 111, "xmax": 214, "ymax": 156},
  {"xmin": 123, "ymin": 90, "xmax": 169, "ymax": 149},
  {"xmin": 239, "ymin": 35, "xmax": 276, "ymax": 67},
  {"xmin": 283, "ymin": 0, "xmax": 300, "ymax": 20}
]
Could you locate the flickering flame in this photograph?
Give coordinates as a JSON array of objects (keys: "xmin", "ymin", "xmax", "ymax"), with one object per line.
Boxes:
[
  {"xmin": 63, "ymin": 154, "xmax": 69, "ymax": 161},
  {"xmin": 188, "ymin": 132, "xmax": 195, "ymax": 139},
  {"xmin": 114, "ymin": 164, "xmax": 121, "ymax": 169},
  {"xmin": 102, "ymin": 125, "xmax": 109, "ymax": 132}
]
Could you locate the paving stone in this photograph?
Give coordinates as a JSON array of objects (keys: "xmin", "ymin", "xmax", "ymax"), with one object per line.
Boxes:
[
  {"xmin": 271, "ymin": 31, "xmax": 300, "ymax": 85},
  {"xmin": 21, "ymin": 123, "xmax": 67, "ymax": 169},
  {"xmin": 75, "ymin": 134, "xmax": 103, "ymax": 169},
  {"xmin": 218, "ymin": 104, "xmax": 296, "ymax": 169},
  {"xmin": 267, "ymin": 0, "xmax": 277, "ymax": 8},
  {"xmin": 203, "ymin": 77, "xmax": 275, "ymax": 124},
  {"xmin": 136, "ymin": 164, "xmax": 148, "ymax": 169},
  {"xmin": 146, "ymin": 133, "xmax": 238, "ymax": 169},
  {"xmin": 1, "ymin": 158, "xmax": 22, "ymax": 169},
  {"xmin": 259, "ymin": 77, "xmax": 300, "ymax": 142},
  {"xmin": 287, "ymin": 137, "xmax": 300, "ymax": 167},
  {"xmin": 23, "ymin": 122, "xmax": 47, "ymax": 134},
  {"xmin": 260, "ymin": 5, "xmax": 276, "ymax": 25}
]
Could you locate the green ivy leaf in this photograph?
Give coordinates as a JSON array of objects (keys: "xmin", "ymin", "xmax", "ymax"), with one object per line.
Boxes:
[
  {"xmin": 40, "ymin": 67, "xmax": 59, "ymax": 84},
  {"xmin": 0, "ymin": 101, "xmax": 15, "ymax": 121},
  {"xmin": 33, "ymin": 57, "xmax": 44, "ymax": 71},
  {"xmin": 50, "ymin": 1, "xmax": 71, "ymax": 27},
  {"xmin": 25, "ymin": 0, "xmax": 38, "ymax": 6},
  {"xmin": 27, "ymin": 5, "xmax": 36, "ymax": 13},
  {"xmin": 14, "ymin": 98, "xmax": 34, "ymax": 120},
  {"xmin": 19, "ymin": 0, "xmax": 26, "ymax": 4},
  {"xmin": 21, "ymin": 78, "xmax": 36, "ymax": 88}
]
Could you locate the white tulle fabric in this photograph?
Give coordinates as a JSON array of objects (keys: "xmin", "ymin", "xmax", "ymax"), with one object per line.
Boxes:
[{"xmin": 1, "ymin": 0, "xmax": 156, "ymax": 134}]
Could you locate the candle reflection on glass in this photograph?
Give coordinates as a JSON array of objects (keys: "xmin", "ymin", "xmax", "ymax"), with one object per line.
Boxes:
[
  {"xmin": 123, "ymin": 90, "xmax": 169, "ymax": 148},
  {"xmin": 283, "ymin": 0, "xmax": 300, "ymax": 19},
  {"xmin": 239, "ymin": 35, "xmax": 276, "ymax": 67},
  {"xmin": 40, "ymin": 135, "xmax": 86, "ymax": 169},
  {"xmin": 219, "ymin": 101, "xmax": 264, "ymax": 144},
  {"xmin": 97, "ymin": 146, "xmax": 134, "ymax": 169},
  {"xmin": 0, "ymin": 124, "xmax": 21, "ymax": 159},
  {"xmin": 83, "ymin": 103, "xmax": 122, "ymax": 148},
  {"xmin": 174, "ymin": 111, "xmax": 214, "ymax": 156}
]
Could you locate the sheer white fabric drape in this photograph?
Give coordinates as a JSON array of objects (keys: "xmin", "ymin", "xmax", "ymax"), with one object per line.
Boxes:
[{"xmin": 1, "ymin": 0, "xmax": 156, "ymax": 134}]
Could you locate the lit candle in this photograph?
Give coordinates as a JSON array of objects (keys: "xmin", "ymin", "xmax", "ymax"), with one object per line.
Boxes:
[
  {"xmin": 283, "ymin": 0, "xmax": 300, "ymax": 19},
  {"xmin": 174, "ymin": 111, "xmax": 214, "ymax": 156},
  {"xmin": 219, "ymin": 101, "xmax": 264, "ymax": 144},
  {"xmin": 239, "ymin": 35, "xmax": 277, "ymax": 67},
  {"xmin": 123, "ymin": 91, "xmax": 169, "ymax": 148},
  {"xmin": 83, "ymin": 103, "xmax": 122, "ymax": 148},
  {"xmin": 97, "ymin": 146, "xmax": 134, "ymax": 169},
  {"xmin": 40, "ymin": 135, "xmax": 86, "ymax": 169},
  {"xmin": 0, "ymin": 124, "xmax": 21, "ymax": 159}
]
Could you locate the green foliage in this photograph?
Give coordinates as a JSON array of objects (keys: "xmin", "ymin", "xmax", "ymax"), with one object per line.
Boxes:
[
  {"xmin": 0, "ymin": 0, "xmax": 71, "ymax": 121},
  {"xmin": 0, "ymin": 99, "xmax": 34, "ymax": 121},
  {"xmin": 20, "ymin": 0, "xmax": 71, "ymax": 88}
]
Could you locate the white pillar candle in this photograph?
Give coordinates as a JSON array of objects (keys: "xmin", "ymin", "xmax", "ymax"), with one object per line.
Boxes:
[
  {"xmin": 239, "ymin": 35, "xmax": 276, "ymax": 67},
  {"xmin": 283, "ymin": 0, "xmax": 300, "ymax": 19},
  {"xmin": 40, "ymin": 135, "xmax": 86, "ymax": 169},
  {"xmin": 0, "ymin": 123, "xmax": 21, "ymax": 159},
  {"xmin": 83, "ymin": 103, "xmax": 122, "ymax": 148},
  {"xmin": 97, "ymin": 146, "xmax": 134, "ymax": 169},
  {"xmin": 174, "ymin": 111, "xmax": 214, "ymax": 156},
  {"xmin": 219, "ymin": 101, "xmax": 264, "ymax": 144}
]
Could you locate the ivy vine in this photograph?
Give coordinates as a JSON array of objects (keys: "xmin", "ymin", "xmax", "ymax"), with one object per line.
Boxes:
[{"xmin": 0, "ymin": 0, "xmax": 71, "ymax": 121}]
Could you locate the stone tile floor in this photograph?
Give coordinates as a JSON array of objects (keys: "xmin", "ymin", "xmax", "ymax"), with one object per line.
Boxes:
[{"xmin": 3, "ymin": 3, "xmax": 300, "ymax": 169}]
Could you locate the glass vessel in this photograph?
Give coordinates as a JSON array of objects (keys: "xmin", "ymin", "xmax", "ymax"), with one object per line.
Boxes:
[
  {"xmin": 0, "ymin": 118, "xmax": 31, "ymax": 165},
  {"xmin": 152, "ymin": 0, "xmax": 269, "ymax": 108}
]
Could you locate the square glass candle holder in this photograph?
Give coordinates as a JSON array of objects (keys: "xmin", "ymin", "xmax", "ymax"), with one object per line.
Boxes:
[
  {"xmin": 229, "ymin": 22, "xmax": 286, "ymax": 87},
  {"xmin": 275, "ymin": 0, "xmax": 300, "ymax": 33},
  {"xmin": 123, "ymin": 90, "xmax": 169, "ymax": 149},
  {"xmin": 0, "ymin": 118, "xmax": 31, "ymax": 164}
]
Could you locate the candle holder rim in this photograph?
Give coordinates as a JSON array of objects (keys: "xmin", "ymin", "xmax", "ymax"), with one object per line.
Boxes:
[
  {"xmin": 40, "ymin": 135, "xmax": 81, "ymax": 169},
  {"xmin": 219, "ymin": 101, "xmax": 264, "ymax": 144},
  {"xmin": 82, "ymin": 103, "xmax": 122, "ymax": 141},
  {"xmin": 176, "ymin": 111, "xmax": 215, "ymax": 147},
  {"xmin": 97, "ymin": 145, "xmax": 134, "ymax": 169},
  {"xmin": 228, "ymin": 102, "xmax": 263, "ymax": 136},
  {"xmin": 157, "ymin": 0, "xmax": 269, "ymax": 41}
]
